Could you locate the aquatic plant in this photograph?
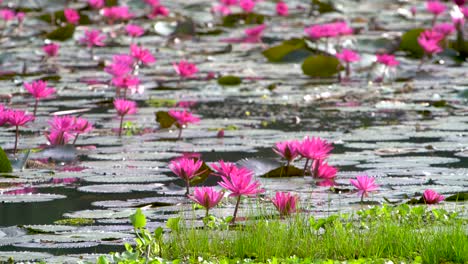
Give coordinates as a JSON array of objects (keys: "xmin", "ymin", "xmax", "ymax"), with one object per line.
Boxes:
[
  {"xmin": 311, "ymin": 160, "xmax": 337, "ymax": 180},
  {"xmin": 168, "ymin": 109, "xmax": 200, "ymax": 140},
  {"xmin": 64, "ymin": 9, "xmax": 80, "ymax": 25},
  {"xmin": 298, "ymin": 136, "xmax": 333, "ymax": 176},
  {"xmin": 148, "ymin": 5, "xmax": 170, "ymax": 18},
  {"xmin": 336, "ymin": 49, "xmax": 360, "ymax": 78},
  {"xmin": 271, "ymin": 191, "xmax": 298, "ymax": 216},
  {"xmin": 102, "ymin": 6, "xmax": 133, "ymax": 24},
  {"xmin": 125, "ymin": 24, "xmax": 144, "ymax": 40},
  {"xmin": 375, "ymin": 53, "xmax": 399, "ymax": 82},
  {"xmin": 244, "ymin": 24, "xmax": 266, "ymax": 43},
  {"xmin": 80, "ymin": 29, "xmax": 106, "ymax": 58},
  {"xmin": 173, "ymin": 60, "xmax": 198, "ymax": 80},
  {"xmin": 5, "ymin": 109, "xmax": 34, "ymax": 154},
  {"xmin": 426, "ymin": 0, "xmax": 446, "ymax": 25},
  {"xmin": 276, "ymin": 1, "xmax": 288, "ymax": 16},
  {"xmin": 189, "ymin": 187, "xmax": 224, "ymax": 217},
  {"xmin": 239, "ymin": 0, "xmax": 255, "ymax": 13},
  {"xmin": 418, "ymin": 30, "xmax": 443, "ymax": 68},
  {"xmin": 423, "ymin": 189, "xmax": 445, "ymax": 204},
  {"xmin": 114, "ymin": 99, "xmax": 138, "ymax": 137},
  {"xmin": 24, "ymin": 80, "xmax": 55, "ymax": 116},
  {"xmin": 43, "ymin": 43, "xmax": 59, "ymax": 58},
  {"xmin": 169, "ymin": 157, "xmax": 204, "ymax": 195},
  {"xmin": 350, "ymin": 175, "xmax": 379, "ymax": 202},
  {"xmin": 71, "ymin": 117, "xmax": 93, "ymax": 144},
  {"xmin": 46, "ymin": 115, "xmax": 75, "ymax": 145},
  {"xmin": 88, "ymin": 0, "xmax": 104, "ymax": 9},
  {"xmin": 218, "ymin": 165, "xmax": 264, "ymax": 223},
  {"xmin": 130, "ymin": 44, "xmax": 156, "ymax": 66}
]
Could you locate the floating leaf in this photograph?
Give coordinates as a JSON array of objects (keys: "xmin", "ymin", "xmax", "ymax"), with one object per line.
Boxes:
[
  {"xmin": 129, "ymin": 208, "xmax": 146, "ymax": 229},
  {"xmin": 311, "ymin": 0, "xmax": 337, "ymax": 14},
  {"xmin": 190, "ymin": 161, "xmax": 213, "ymax": 186},
  {"xmin": 262, "ymin": 38, "xmax": 307, "ymax": 62},
  {"xmin": 301, "ymin": 55, "xmax": 342, "ymax": 77},
  {"xmin": 54, "ymin": 218, "xmax": 95, "ymax": 226},
  {"xmin": 155, "ymin": 111, "xmax": 177, "ymax": 129},
  {"xmin": 260, "ymin": 165, "xmax": 304, "ymax": 177},
  {"xmin": 222, "ymin": 13, "xmax": 265, "ymax": 27},
  {"xmin": 218, "ymin": 75, "xmax": 242, "ymax": 86},
  {"xmin": 399, "ymin": 28, "xmax": 425, "ymax": 58},
  {"xmin": 38, "ymin": 10, "xmax": 90, "ymax": 26},
  {"xmin": 146, "ymin": 98, "xmax": 177, "ymax": 108},
  {"xmin": 45, "ymin": 24, "xmax": 76, "ymax": 41},
  {"xmin": 0, "ymin": 146, "xmax": 12, "ymax": 173},
  {"xmin": 444, "ymin": 192, "xmax": 468, "ymax": 202}
]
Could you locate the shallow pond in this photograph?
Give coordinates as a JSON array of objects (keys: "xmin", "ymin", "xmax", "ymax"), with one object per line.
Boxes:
[{"xmin": 0, "ymin": 0, "xmax": 467, "ymax": 262}]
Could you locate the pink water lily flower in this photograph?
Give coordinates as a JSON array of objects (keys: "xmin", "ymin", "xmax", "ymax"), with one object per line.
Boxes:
[
  {"xmin": 45, "ymin": 129, "xmax": 74, "ymax": 146},
  {"xmin": 418, "ymin": 30, "xmax": 443, "ymax": 55},
  {"xmin": 112, "ymin": 75, "xmax": 141, "ymax": 96},
  {"xmin": 212, "ymin": 4, "xmax": 231, "ymax": 16},
  {"xmin": 311, "ymin": 160, "xmax": 338, "ymax": 179},
  {"xmin": 0, "ymin": 105, "xmax": 8, "ymax": 126},
  {"xmin": 423, "ymin": 189, "xmax": 445, "ymax": 204},
  {"xmin": 272, "ymin": 191, "xmax": 298, "ymax": 216},
  {"xmin": 169, "ymin": 157, "xmax": 204, "ymax": 195},
  {"xmin": 6, "ymin": 109, "xmax": 34, "ymax": 154},
  {"xmin": 102, "ymin": 6, "xmax": 133, "ymax": 22},
  {"xmin": 305, "ymin": 22, "xmax": 353, "ymax": 40},
  {"xmin": 64, "ymin": 9, "xmax": 80, "ymax": 25},
  {"xmin": 0, "ymin": 9, "xmax": 15, "ymax": 21},
  {"xmin": 189, "ymin": 187, "xmax": 224, "ymax": 216},
  {"xmin": 350, "ymin": 175, "xmax": 379, "ymax": 202},
  {"xmin": 168, "ymin": 109, "xmax": 201, "ymax": 139},
  {"xmin": 453, "ymin": 0, "xmax": 466, "ymax": 6},
  {"xmin": 433, "ymin": 23, "xmax": 455, "ymax": 36},
  {"xmin": 244, "ymin": 24, "xmax": 266, "ymax": 43},
  {"xmin": 221, "ymin": 0, "xmax": 238, "ymax": 5},
  {"xmin": 88, "ymin": 0, "xmax": 104, "ymax": 9},
  {"xmin": 276, "ymin": 1, "xmax": 288, "ymax": 16},
  {"xmin": 173, "ymin": 60, "xmax": 198, "ymax": 79},
  {"xmin": 298, "ymin": 136, "xmax": 333, "ymax": 176},
  {"xmin": 376, "ymin": 54, "xmax": 399, "ymax": 67},
  {"xmin": 211, "ymin": 160, "xmax": 237, "ymax": 177},
  {"xmin": 148, "ymin": 5, "xmax": 170, "ymax": 18},
  {"xmin": 80, "ymin": 29, "xmax": 106, "ymax": 55},
  {"xmin": 426, "ymin": 0, "xmax": 446, "ymax": 24},
  {"xmin": 105, "ymin": 62, "xmax": 132, "ymax": 77},
  {"xmin": 125, "ymin": 24, "xmax": 144, "ymax": 38},
  {"xmin": 43, "ymin": 43, "xmax": 59, "ymax": 57},
  {"xmin": 130, "ymin": 44, "xmax": 156, "ymax": 66},
  {"xmin": 218, "ymin": 166, "xmax": 264, "ymax": 222},
  {"xmin": 114, "ymin": 99, "xmax": 137, "ymax": 137},
  {"xmin": 336, "ymin": 49, "xmax": 360, "ymax": 78},
  {"xmin": 144, "ymin": 0, "xmax": 160, "ymax": 7},
  {"xmin": 239, "ymin": 0, "xmax": 255, "ymax": 13},
  {"xmin": 24, "ymin": 80, "xmax": 55, "ymax": 116},
  {"xmin": 71, "ymin": 117, "xmax": 93, "ymax": 144}
]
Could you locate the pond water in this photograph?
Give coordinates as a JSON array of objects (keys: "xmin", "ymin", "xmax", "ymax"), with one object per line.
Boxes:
[{"xmin": 0, "ymin": 0, "xmax": 467, "ymax": 262}]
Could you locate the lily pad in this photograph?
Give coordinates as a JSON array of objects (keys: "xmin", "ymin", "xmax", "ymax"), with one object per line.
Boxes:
[
  {"xmin": 155, "ymin": 111, "xmax": 177, "ymax": 129},
  {"xmin": 78, "ymin": 184, "xmax": 164, "ymax": 193},
  {"xmin": 301, "ymin": 55, "xmax": 342, "ymax": 78},
  {"xmin": 45, "ymin": 24, "xmax": 76, "ymax": 41},
  {"xmin": 0, "ymin": 251, "xmax": 53, "ymax": 262},
  {"xmin": 399, "ymin": 28, "xmax": 425, "ymax": 58},
  {"xmin": 222, "ymin": 13, "xmax": 265, "ymax": 27},
  {"xmin": 262, "ymin": 38, "xmax": 307, "ymax": 62},
  {"xmin": 261, "ymin": 165, "xmax": 304, "ymax": 177},
  {"xmin": 0, "ymin": 193, "xmax": 66, "ymax": 203},
  {"xmin": 218, "ymin": 75, "xmax": 242, "ymax": 86},
  {"xmin": 0, "ymin": 146, "xmax": 12, "ymax": 173},
  {"xmin": 444, "ymin": 192, "xmax": 468, "ymax": 202}
]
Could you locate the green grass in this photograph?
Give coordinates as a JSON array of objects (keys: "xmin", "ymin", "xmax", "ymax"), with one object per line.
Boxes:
[{"xmin": 162, "ymin": 205, "xmax": 467, "ymax": 264}]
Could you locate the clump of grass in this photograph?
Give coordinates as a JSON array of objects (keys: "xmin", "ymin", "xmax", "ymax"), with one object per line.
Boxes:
[{"xmin": 163, "ymin": 204, "xmax": 467, "ymax": 263}]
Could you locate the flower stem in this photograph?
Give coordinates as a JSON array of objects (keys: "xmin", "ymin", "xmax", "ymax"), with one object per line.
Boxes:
[
  {"xmin": 119, "ymin": 115, "xmax": 124, "ymax": 137},
  {"xmin": 231, "ymin": 196, "xmax": 241, "ymax": 224},
  {"xmin": 14, "ymin": 125, "xmax": 19, "ymax": 155},
  {"xmin": 72, "ymin": 133, "xmax": 80, "ymax": 145},
  {"xmin": 313, "ymin": 159, "xmax": 320, "ymax": 178},
  {"xmin": 33, "ymin": 99, "xmax": 38, "ymax": 118},
  {"xmin": 302, "ymin": 159, "xmax": 309, "ymax": 176},
  {"xmin": 177, "ymin": 128, "xmax": 183, "ymax": 140},
  {"xmin": 185, "ymin": 178, "xmax": 190, "ymax": 196}
]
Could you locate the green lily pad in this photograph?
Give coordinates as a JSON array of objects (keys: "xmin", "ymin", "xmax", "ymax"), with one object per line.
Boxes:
[
  {"xmin": 45, "ymin": 24, "xmax": 76, "ymax": 41},
  {"xmin": 0, "ymin": 146, "xmax": 12, "ymax": 173},
  {"xmin": 301, "ymin": 55, "xmax": 342, "ymax": 77},
  {"xmin": 54, "ymin": 218, "xmax": 95, "ymax": 226},
  {"xmin": 260, "ymin": 165, "xmax": 304, "ymax": 177},
  {"xmin": 399, "ymin": 28, "xmax": 425, "ymax": 58},
  {"xmin": 218, "ymin": 75, "xmax": 242, "ymax": 86},
  {"xmin": 222, "ymin": 13, "xmax": 265, "ymax": 27},
  {"xmin": 444, "ymin": 192, "xmax": 468, "ymax": 202},
  {"xmin": 189, "ymin": 161, "xmax": 213, "ymax": 186},
  {"xmin": 146, "ymin": 98, "xmax": 177, "ymax": 108},
  {"xmin": 262, "ymin": 38, "xmax": 307, "ymax": 62},
  {"xmin": 155, "ymin": 111, "xmax": 177, "ymax": 129},
  {"xmin": 38, "ymin": 10, "xmax": 90, "ymax": 26},
  {"xmin": 311, "ymin": 0, "xmax": 337, "ymax": 14}
]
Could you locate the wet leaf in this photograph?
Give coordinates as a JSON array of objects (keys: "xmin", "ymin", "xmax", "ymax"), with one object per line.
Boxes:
[
  {"xmin": 222, "ymin": 13, "xmax": 265, "ymax": 27},
  {"xmin": 218, "ymin": 75, "xmax": 242, "ymax": 86},
  {"xmin": 301, "ymin": 55, "xmax": 342, "ymax": 77},
  {"xmin": 0, "ymin": 146, "xmax": 12, "ymax": 173},
  {"xmin": 311, "ymin": 0, "xmax": 337, "ymax": 14},
  {"xmin": 45, "ymin": 24, "xmax": 76, "ymax": 41},
  {"xmin": 444, "ymin": 192, "xmax": 468, "ymax": 202},
  {"xmin": 155, "ymin": 111, "xmax": 177, "ymax": 129},
  {"xmin": 399, "ymin": 28, "xmax": 425, "ymax": 58},
  {"xmin": 190, "ymin": 161, "xmax": 213, "ymax": 186},
  {"xmin": 146, "ymin": 98, "xmax": 177, "ymax": 108},
  {"xmin": 129, "ymin": 208, "xmax": 146, "ymax": 229},
  {"xmin": 262, "ymin": 38, "xmax": 307, "ymax": 62},
  {"xmin": 54, "ymin": 218, "xmax": 95, "ymax": 226},
  {"xmin": 261, "ymin": 165, "xmax": 304, "ymax": 177}
]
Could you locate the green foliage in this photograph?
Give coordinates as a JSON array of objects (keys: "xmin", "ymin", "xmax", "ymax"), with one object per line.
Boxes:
[
  {"xmin": 154, "ymin": 111, "xmax": 177, "ymax": 129},
  {"xmin": 54, "ymin": 218, "xmax": 94, "ymax": 226},
  {"xmin": 123, "ymin": 121, "xmax": 141, "ymax": 136},
  {"xmin": 218, "ymin": 75, "xmax": 242, "ymax": 86},
  {"xmin": 130, "ymin": 208, "xmax": 147, "ymax": 229},
  {"xmin": 45, "ymin": 24, "xmax": 76, "ymax": 41},
  {"xmin": 222, "ymin": 13, "xmax": 265, "ymax": 27},
  {"xmin": 311, "ymin": 0, "xmax": 337, "ymax": 14},
  {"xmin": 399, "ymin": 28, "xmax": 425, "ymax": 58},
  {"xmin": 190, "ymin": 161, "xmax": 213, "ymax": 186},
  {"xmin": 301, "ymin": 55, "xmax": 342, "ymax": 77},
  {"xmin": 261, "ymin": 165, "xmax": 304, "ymax": 177},
  {"xmin": 166, "ymin": 217, "xmax": 181, "ymax": 232},
  {"xmin": 262, "ymin": 38, "xmax": 307, "ymax": 62},
  {"xmin": 146, "ymin": 98, "xmax": 177, "ymax": 108},
  {"xmin": 38, "ymin": 10, "xmax": 90, "ymax": 26},
  {"xmin": 0, "ymin": 146, "xmax": 13, "ymax": 173},
  {"xmin": 445, "ymin": 192, "xmax": 468, "ymax": 201}
]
